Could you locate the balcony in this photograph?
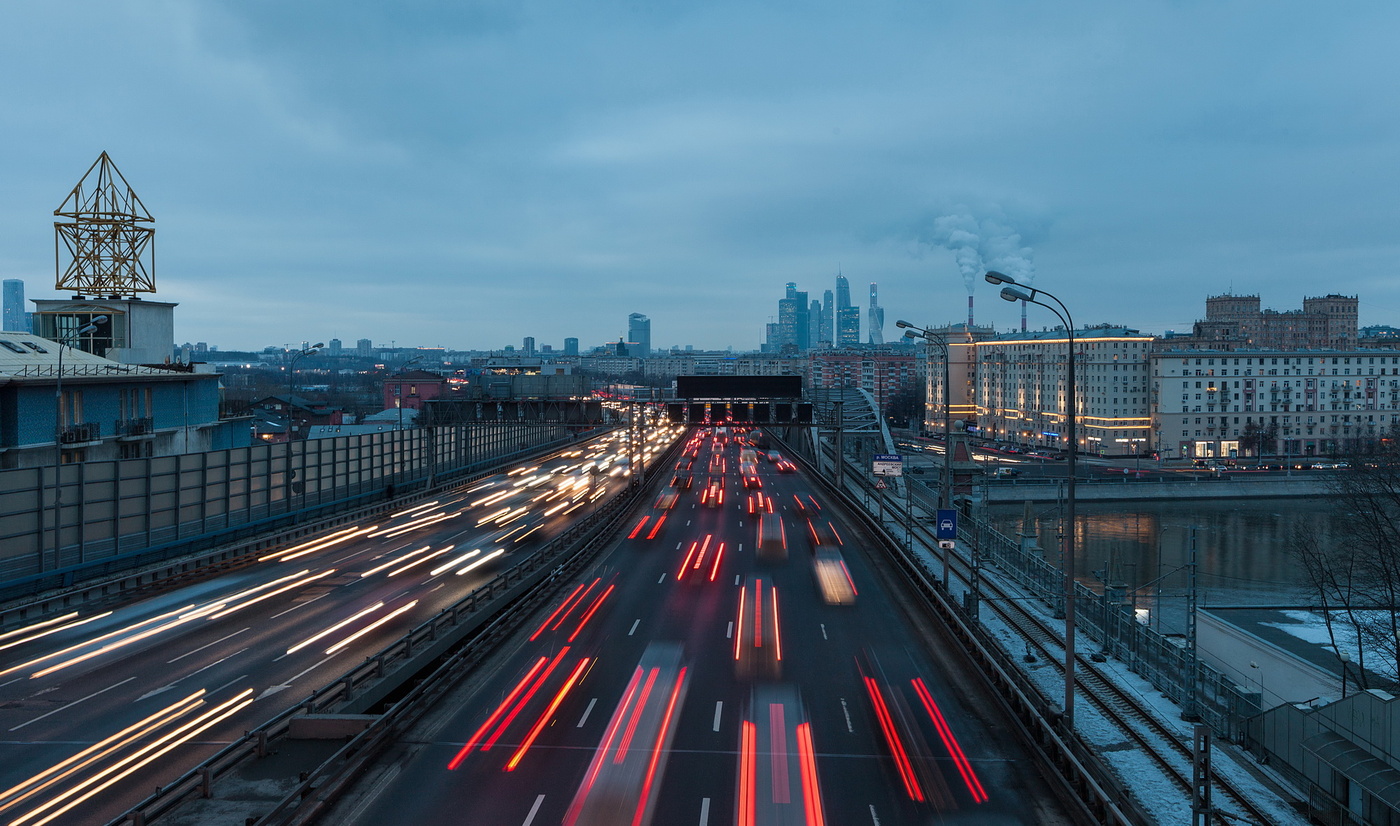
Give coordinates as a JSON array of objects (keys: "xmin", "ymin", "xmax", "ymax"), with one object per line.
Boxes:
[
  {"xmin": 59, "ymin": 422, "xmax": 101, "ymax": 444},
  {"xmin": 115, "ymin": 417, "xmax": 154, "ymax": 438}
]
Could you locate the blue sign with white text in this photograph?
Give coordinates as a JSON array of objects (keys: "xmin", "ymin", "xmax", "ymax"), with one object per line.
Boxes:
[{"xmin": 936, "ymin": 509, "xmax": 958, "ymax": 540}]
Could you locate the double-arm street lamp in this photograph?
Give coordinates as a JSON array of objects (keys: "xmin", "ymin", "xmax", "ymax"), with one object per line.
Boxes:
[
  {"xmin": 985, "ymin": 269, "xmax": 1082, "ymax": 727},
  {"xmin": 50, "ymin": 315, "xmax": 107, "ymax": 572},
  {"xmin": 895, "ymin": 321, "xmax": 952, "ymax": 509}
]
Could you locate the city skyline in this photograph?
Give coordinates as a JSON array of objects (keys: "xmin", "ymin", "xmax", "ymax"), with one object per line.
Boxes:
[{"xmin": 2, "ymin": 5, "xmax": 1399, "ymax": 351}]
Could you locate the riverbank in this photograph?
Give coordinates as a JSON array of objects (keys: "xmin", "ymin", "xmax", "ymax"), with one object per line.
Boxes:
[{"xmin": 983, "ymin": 475, "xmax": 1331, "ymax": 503}]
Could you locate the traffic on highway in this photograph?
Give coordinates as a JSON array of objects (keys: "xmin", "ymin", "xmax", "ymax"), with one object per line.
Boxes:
[
  {"xmin": 0, "ymin": 426, "xmax": 679, "ymax": 826},
  {"xmin": 317, "ymin": 427, "xmax": 1070, "ymax": 825}
]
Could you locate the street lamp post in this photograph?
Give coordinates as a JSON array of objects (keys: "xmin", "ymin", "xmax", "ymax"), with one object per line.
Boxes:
[
  {"xmin": 1339, "ymin": 651, "xmax": 1350, "ymax": 700},
  {"xmin": 896, "ymin": 321, "xmax": 951, "ymax": 509},
  {"xmin": 986, "ymin": 270, "xmax": 1081, "ymax": 726},
  {"xmin": 285, "ymin": 344, "xmax": 324, "ymax": 441},
  {"xmin": 49, "ymin": 315, "xmax": 107, "ymax": 573}
]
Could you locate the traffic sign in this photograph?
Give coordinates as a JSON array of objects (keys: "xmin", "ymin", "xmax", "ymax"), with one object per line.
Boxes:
[
  {"xmin": 872, "ymin": 454, "xmax": 904, "ymax": 476},
  {"xmin": 938, "ymin": 540, "xmax": 956, "ymax": 550},
  {"xmin": 874, "ymin": 479, "xmax": 887, "ymax": 489},
  {"xmin": 935, "ymin": 509, "xmax": 958, "ymax": 540}
]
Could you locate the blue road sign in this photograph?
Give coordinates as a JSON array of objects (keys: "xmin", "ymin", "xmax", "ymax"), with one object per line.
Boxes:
[{"xmin": 936, "ymin": 509, "xmax": 958, "ymax": 540}]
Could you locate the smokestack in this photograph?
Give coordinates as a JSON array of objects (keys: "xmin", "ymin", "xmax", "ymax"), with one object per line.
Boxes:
[
  {"xmin": 967, "ymin": 294, "xmax": 974, "ymax": 329},
  {"xmin": 1021, "ymin": 300, "xmax": 1027, "ymax": 332}
]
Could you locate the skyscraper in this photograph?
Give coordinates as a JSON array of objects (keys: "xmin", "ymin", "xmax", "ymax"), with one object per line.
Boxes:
[
  {"xmin": 2, "ymin": 279, "xmax": 25, "ymax": 332},
  {"xmin": 809, "ymin": 299, "xmax": 823, "ymax": 348},
  {"xmin": 868, "ymin": 282, "xmax": 885, "ymax": 345},
  {"xmin": 563, "ymin": 337, "xmax": 579, "ymax": 356},
  {"xmin": 834, "ymin": 274, "xmax": 859, "ymax": 346},
  {"xmin": 777, "ymin": 283, "xmax": 810, "ymax": 353},
  {"xmin": 627, "ymin": 313, "xmax": 651, "ymax": 358},
  {"xmin": 820, "ymin": 289, "xmax": 834, "ymax": 347},
  {"xmin": 523, "ymin": 336, "xmax": 537, "ymax": 356}
]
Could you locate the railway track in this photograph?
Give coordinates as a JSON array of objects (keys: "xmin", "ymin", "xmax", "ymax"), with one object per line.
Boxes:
[{"xmin": 892, "ymin": 489, "xmax": 1277, "ymax": 825}]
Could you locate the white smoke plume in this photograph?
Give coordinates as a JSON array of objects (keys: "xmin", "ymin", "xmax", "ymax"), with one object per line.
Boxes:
[{"xmin": 928, "ymin": 209, "xmax": 1036, "ymax": 292}]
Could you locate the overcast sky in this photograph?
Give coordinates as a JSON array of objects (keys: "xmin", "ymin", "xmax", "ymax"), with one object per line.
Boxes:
[{"xmin": 2, "ymin": 2, "xmax": 1397, "ymax": 352}]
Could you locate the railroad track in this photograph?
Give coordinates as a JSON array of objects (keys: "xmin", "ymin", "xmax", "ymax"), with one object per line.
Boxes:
[{"xmin": 893, "ymin": 492, "xmax": 1277, "ymax": 825}]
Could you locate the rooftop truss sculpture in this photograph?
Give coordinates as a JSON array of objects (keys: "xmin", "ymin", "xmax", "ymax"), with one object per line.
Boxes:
[{"xmin": 54, "ymin": 152, "xmax": 155, "ymax": 296}]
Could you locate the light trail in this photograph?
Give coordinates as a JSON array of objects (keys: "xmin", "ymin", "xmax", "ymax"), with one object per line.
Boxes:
[{"xmin": 285, "ymin": 602, "xmax": 384, "ymax": 654}]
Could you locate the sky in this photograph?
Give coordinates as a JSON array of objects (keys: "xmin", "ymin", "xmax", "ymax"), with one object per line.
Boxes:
[{"xmin": 2, "ymin": 1, "xmax": 1398, "ymax": 353}]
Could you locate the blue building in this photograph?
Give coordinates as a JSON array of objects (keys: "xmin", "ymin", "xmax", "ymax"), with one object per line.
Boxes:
[{"xmin": 0, "ymin": 331, "xmax": 248, "ymax": 468}]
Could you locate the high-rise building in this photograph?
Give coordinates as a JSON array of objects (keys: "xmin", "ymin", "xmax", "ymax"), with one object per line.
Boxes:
[
  {"xmin": 627, "ymin": 313, "xmax": 651, "ymax": 358},
  {"xmin": 809, "ymin": 299, "xmax": 823, "ymax": 348},
  {"xmin": 328, "ymin": 338, "xmax": 343, "ymax": 355},
  {"xmin": 563, "ymin": 337, "xmax": 579, "ymax": 356},
  {"xmin": 868, "ymin": 282, "xmax": 885, "ymax": 345},
  {"xmin": 2, "ymin": 280, "xmax": 24, "ymax": 332},
  {"xmin": 357, "ymin": 338, "xmax": 373, "ymax": 357},
  {"xmin": 523, "ymin": 336, "xmax": 537, "ymax": 356},
  {"xmin": 834, "ymin": 274, "xmax": 859, "ymax": 346},
  {"xmin": 777, "ymin": 283, "xmax": 810, "ymax": 353},
  {"xmin": 820, "ymin": 290, "xmax": 834, "ymax": 347}
]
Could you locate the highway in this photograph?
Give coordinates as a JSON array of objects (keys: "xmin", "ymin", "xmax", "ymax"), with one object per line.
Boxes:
[
  {"xmin": 317, "ymin": 428, "xmax": 1077, "ymax": 826},
  {"xmin": 0, "ymin": 426, "xmax": 676, "ymax": 826}
]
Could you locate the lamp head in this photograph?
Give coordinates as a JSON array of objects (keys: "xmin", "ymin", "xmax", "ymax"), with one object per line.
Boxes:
[
  {"xmin": 984, "ymin": 270, "xmax": 1013, "ymax": 286},
  {"xmin": 895, "ymin": 320, "xmax": 913, "ymax": 329},
  {"xmin": 903, "ymin": 330, "xmax": 918, "ymax": 340},
  {"xmin": 1000, "ymin": 285, "xmax": 1034, "ymax": 303},
  {"xmin": 312, "ymin": 342, "xmax": 324, "ymax": 349},
  {"xmin": 91, "ymin": 315, "xmax": 108, "ymax": 324}
]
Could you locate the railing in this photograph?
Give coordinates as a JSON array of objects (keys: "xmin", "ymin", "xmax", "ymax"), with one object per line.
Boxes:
[
  {"xmin": 115, "ymin": 417, "xmax": 153, "ymax": 437},
  {"xmin": 59, "ymin": 422, "xmax": 100, "ymax": 443}
]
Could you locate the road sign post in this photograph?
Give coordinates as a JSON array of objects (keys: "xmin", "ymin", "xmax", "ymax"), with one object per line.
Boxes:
[{"xmin": 936, "ymin": 508, "xmax": 958, "ymax": 588}]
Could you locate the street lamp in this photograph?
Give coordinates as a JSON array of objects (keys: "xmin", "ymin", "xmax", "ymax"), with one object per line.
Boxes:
[
  {"xmin": 896, "ymin": 320, "xmax": 952, "ymax": 509},
  {"xmin": 987, "ymin": 269, "xmax": 1081, "ymax": 726},
  {"xmin": 1339, "ymin": 650, "xmax": 1351, "ymax": 700},
  {"xmin": 50, "ymin": 315, "xmax": 107, "ymax": 573},
  {"xmin": 394, "ymin": 355, "xmax": 425, "ymax": 431},
  {"xmin": 285, "ymin": 343, "xmax": 324, "ymax": 441}
]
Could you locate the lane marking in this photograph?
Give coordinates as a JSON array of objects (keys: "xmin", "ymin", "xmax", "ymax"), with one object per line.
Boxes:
[
  {"xmin": 738, "ymin": 543, "xmax": 743, "ymax": 552},
  {"xmin": 658, "ymin": 574, "xmax": 667, "ymax": 584},
  {"xmin": 841, "ymin": 698, "xmax": 854, "ymax": 733},
  {"xmin": 712, "ymin": 701, "xmax": 723, "ymax": 732},
  {"xmin": 869, "ymin": 804, "xmax": 881, "ymax": 824},
  {"xmin": 287, "ymin": 653, "xmax": 338, "ymax": 685},
  {"xmin": 522, "ymin": 794, "xmax": 546, "ymax": 826},
  {"xmin": 734, "ymin": 575, "xmax": 741, "ymax": 586},
  {"xmin": 686, "ymin": 520, "xmax": 692, "ymax": 526},
  {"xmin": 210, "ymin": 674, "xmax": 248, "ymax": 696},
  {"xmin": 10, "ymin": 676, "xmax": 136, "ymax": 731},
  {"xmin": 168, "ymin": 627, "xmax": 251, "ymax": 663},
  {"xmin": 628, "ymin": 619, "xmax": 640, "ymax": 636},
  {"xmin": 577, "ymin": 697, "xmax": 597, "ymax": 728},
  {"xmin": 143, "ymin": 646, "xmax": 251, "ymax": 699},
  {"xmin": 726, "ymin": 622, "xmax": 734, "ymax": 639},
  {"xmin": 699, "ymin": 796, "xmax": 711, "ymax": 826},
  {"xmin": 271, "ymin": 592, "xmax": 330, "ymax": 618},
  {"xmin": 821, "ymin": 623, "xmax": 828, "ymax": 640},
  {"xmin": 676, "ymin": 542, "xmax": 683, "ymax": 550}
]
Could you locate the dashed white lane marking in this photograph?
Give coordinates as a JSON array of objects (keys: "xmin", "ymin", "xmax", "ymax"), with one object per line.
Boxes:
[
  {"xmin": 738, "ymin": 543, "xmax": 743, "ymax": 552},
  {"xmin": 169, "ymin": 626, "xmax": 251, "ymax": 662},
  {"xmin": 699, "ymin": 796, "xmax": 711, "ymax": 825},
  {"xmin": 629, "ymin": 619, "xmax": 640, "ymax": 636},
  {"xmin": 686, "ymin": 520, "xmax": 692, "ymax": 526},
  {"xmin": 734, "ymin": 575, "xmax": 741, "ymax": 586},
  {"xmin": 841, "ymin": 698, "xmax": 854, "ymax": 733},
  {"xmin": 713, "ymin": 701, "xmax": 723, "ymax": 732},
  {"xmin": 658, "ymin": 574, "xmax": 667, "ymax": 584},
  {"xmin": 522, "ymin": 794, "xmax": 546, "ymax": 826},
  {"xmin": 821, "ymin": 623, "xmax": 828, "ymax": 640},
  {"xmin": 726, "ymin": 622, "xmax": 734, "ymax": 639},
  {"xmin": 869, "ymin": 804, "xmax": 881, "ymax": 824},
  {"xmin": 577, "ymin": 698, "xmax": 597, "ymax": 728},
  {"xmin": 676, "ymin": 542, "xmax": 683, "ymax": 550},
  {"xmin": 11, "ymin": 677, "xmax": 136, "ymax": 731},
  {"xmin": 272, "ymin": 592, "xmax": 330, "ymax": 618}
]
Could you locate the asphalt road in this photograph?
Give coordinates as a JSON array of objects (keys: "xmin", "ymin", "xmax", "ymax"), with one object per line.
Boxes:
[
  {"xmin": 322, "ymin": 429, "xmax": 1076, "ymax": 826},
  {"xmin": 0, "ymin": 427, "xmax": 676, "ymax": 826}
]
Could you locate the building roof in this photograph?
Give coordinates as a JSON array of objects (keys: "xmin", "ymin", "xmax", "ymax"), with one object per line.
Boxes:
[{"xmin": 0, "ymin": 330, "xmax": 187, "ymax": 381}]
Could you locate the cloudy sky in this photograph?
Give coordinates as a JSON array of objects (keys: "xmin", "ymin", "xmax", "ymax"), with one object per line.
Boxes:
[{"xmin": 2, "ymin": 2, "xmax": 1397, "ymax": 352}]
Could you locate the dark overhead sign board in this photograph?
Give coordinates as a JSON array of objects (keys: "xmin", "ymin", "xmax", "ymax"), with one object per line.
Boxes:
[{"xmin": 675, "ymin": 375, "xmax": 803, "ymax": 399}]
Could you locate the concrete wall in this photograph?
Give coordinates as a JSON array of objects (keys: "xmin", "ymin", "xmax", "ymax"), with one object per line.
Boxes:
[
  {"xmin": 1199, "ymin": 610, "xmax": 1338, "ymax": 708},
  {"xmin": 984, "ymin": 476, "xmax": 1333, "ymax": 503}
]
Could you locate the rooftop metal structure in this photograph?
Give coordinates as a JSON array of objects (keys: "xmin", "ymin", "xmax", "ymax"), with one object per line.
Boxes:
[{"xmin": 54, "ymin": 152, "xmax": 156, "ymax": 297}]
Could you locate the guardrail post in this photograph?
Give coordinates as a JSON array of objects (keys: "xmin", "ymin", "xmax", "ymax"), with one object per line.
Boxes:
[
  {"xmin": 256, "ymin": 730, "xmax": 268, "ymax": 758},
  {"xmin": 199, "ymin": 766, "xmax": 212, "ymax": 798}
]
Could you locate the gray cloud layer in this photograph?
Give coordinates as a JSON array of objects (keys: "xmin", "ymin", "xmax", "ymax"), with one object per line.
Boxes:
[{"xmin": 1, "ymin": 1, "xmax": 1397, "ymax": 350}]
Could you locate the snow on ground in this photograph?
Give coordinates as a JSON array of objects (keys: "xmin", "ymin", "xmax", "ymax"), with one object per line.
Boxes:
[{"xmin": 873, "ymin": 507, "xmax": 1310, "ymax": 826}]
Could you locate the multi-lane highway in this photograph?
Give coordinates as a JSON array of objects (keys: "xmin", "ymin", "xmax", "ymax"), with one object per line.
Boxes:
[
  {"xmin": 0, "ymin": 427, "xmax": 677, "ymax": 826},
  {"xmin": 316, "ymin": 428, "xmax": 1078, "ymax": 826}
]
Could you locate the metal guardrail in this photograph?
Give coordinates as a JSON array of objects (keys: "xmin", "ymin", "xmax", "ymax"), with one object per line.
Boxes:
[
  {"xmin": 778, "ymin": 430, "xmax": 1138, "ymax": 825},
  {"xmin": 109, "ymin": 432, "xmax": 684, "ymax": 826}
]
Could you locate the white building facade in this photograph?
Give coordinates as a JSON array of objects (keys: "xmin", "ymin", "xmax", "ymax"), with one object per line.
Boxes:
[{"xmin": 1151, "ymin": 348, "xmax": 1400, "ymax": 460}]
